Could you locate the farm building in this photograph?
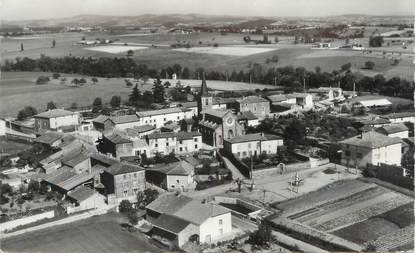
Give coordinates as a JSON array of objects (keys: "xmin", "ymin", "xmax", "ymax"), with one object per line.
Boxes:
[
  {"xmin": 146, "ymin": 193, "xmax": 232, "ymax": 248},
  {"xmin": 380, "ymin": 112, "xmax": 415, "ymax": 124},
  {"xmin": 339, "ymin": 131, "xmax": 402, "ymax": 168},
  {"xmin": 236, "ymin": 111, "xmax": 259, "ymax": 127},
  {"xmin": 376, "ymin": 123, "xmax": 409, "ymax": 139},
  {"xmin": 235, "ymin": 96, "xmax": 270, "ymax": 119},
  {"xmin": 97, "ymin": 132, "xmax": 133, "ymax": 159}
]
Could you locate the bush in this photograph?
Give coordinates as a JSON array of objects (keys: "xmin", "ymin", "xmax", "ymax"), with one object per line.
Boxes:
[
  {"xmin": 127, "ymin": 210, "xmax": 139, "ymax": 225},
  {"xmin": 17, "ymin": 106, "xmax": 38, "ymax": 120},
  {"xmin": 119, "ymin": 200, "xmax": 133, "ymax": 213},
  {"xmin": 52, "ymin": 73, "xmax": 60, "ymax": 79},
  {"xmin": 36, "ymin": 76, "xmax": 50, "ymax": 85}
]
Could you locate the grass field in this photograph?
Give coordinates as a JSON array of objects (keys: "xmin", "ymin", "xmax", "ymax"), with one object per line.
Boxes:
[
  {"xmin": 2, "ymin": 31, "xmax": 413, "ymax": 80},
  {"xmin": 0, "ymin": 213, "xmax": 163, "ymax": 253},
  {"xmin": 0, "ymin": 136, "xmax": 32, "ymax": 157},
  {"xmin": 272, "ymin": 179, "xmax": 414, "ymax": 251}
]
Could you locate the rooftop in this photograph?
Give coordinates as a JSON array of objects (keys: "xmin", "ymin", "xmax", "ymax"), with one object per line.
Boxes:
[
  {"xmin": 340, "ymin": 131, "xmax": 402, "ymax": 149},
  {"xmin": 226, "ymin": 133, "xmax": 282, "ymax": 144},
  {"xmin": 377, "ymin": 123, "xmax": 409, "ymax": 134},
  {"xmin": 104, "ymin": 132, "xmax": 132, "ymax": 144},
  {"xmin": 67, "ymin": 186, "xmax": 95, "ymax": 203},
  {"xmin": 381, "ymin": 112, "xmax": 415, "ymax": 119},
  {"xmin": 108, "ymin": 114, "xmax": 139, "ymax": 124},
  {"xmin": 35, "ymin": 109, "xmax": 76, "ymax": 119},
  {"xmin": 90, "ymin": 153, "xmax": 119, "ymax": 167},
  {"xmin": 148, "ymin": 160, "xmax": 194, "ymax": 176},
  {"xmin": 136, "ymin": 107, "xmax": 183, "ymax": 118},
  {"xmin": 237, "ymin": 111, "xmax": 258, "ymax": 121},
  {"xmin": 360, "ymin": 118, "xmax": 391, "ymax": 125},
  {"xmin": 44, "ymin": 168, "xmax": 94, "ymax": 191},
  {"xmin": 34, "ymin": 132, "xmax": 63, "ymax": 145},
  {"xmin": 266, "ymin": 94, "xmax": 294, "ymax": 102},
  {"xmin": 198, "ymin": 120, "xmax": 220, "ymax": 130},
  {"xmin": 147, "ymin": 132, "xmax": 177, "ymax": 140},
  {"xmin": 177, "ymin": 131, "xmax": 201, "ymax": 141},
  {"xmin": 203, "ymin": 108, "xmax": 232, "ymax": 119},
  {"xmin": 105, "ymin": 162, "xmax": 145, "ymax": 176},
  {"xmin": 92, "ymin": 115, "xmax": 109, "ymax": 124},
  {"xmin": 151, "ymin": 214, "xmax": 191, "ymax": 234},
  {"xmin": 236, "ymin": 96, "xmax": 268, "ymax": 104}
]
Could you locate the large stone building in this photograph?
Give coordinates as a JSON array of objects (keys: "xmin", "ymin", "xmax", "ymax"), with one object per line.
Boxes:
[
  {"xmin": 34, "ymin": 109, "xmax": 80, "ymax": 133},
  {"xmin": 339, "ymin": 131, "xmax": 402, "ymax": 168},
  {"xmin": 235, "ymin": 96, "xmax": 270, "ymax": 119},
  {"xmin": 100, "ymin": 162, "xmax": 146, "ymax": 202},
  {"xmin": 136, "ymin": 107, "xmax": 193, "ymax": 128},
  {"xmin": 146, "ymin": 131, "xmax": 202, "ymax": 156},
  {"xmin": 223, "ymin": 133, "xmax": 283, "ymax": 158}
]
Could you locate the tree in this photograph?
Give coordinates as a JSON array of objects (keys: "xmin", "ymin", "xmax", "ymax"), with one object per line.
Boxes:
[
  {"xmin": 91, "ymin": 77, "xmax": 98, "ymax": 84},
  {"xmin": 182, "ymin": 67, "xmax": 190, "ymax": 79},
  {"xmin": 79, "ymin": 78, "xmax": 87, "ymax": 84},
  {"xmin": 143, "ymin": 188, "xmax": 159, "ymax": 204},
  {"xmin": 127, "ymin": 50, "xmax": 134, "ymax": 57},
  {"xmin": 1, "ymin": 183, "xmax": 12, "ymax": 196},
  {"xmin": 248, "ymin": 221, "xmax": 274, "ymax": 248},
  {"xmin": 128, "ymin": 210, "xmax": 139, "ymax": 225},
  {"xmin": 365, "ymin": 61, "xmax": 375, "ymax": 70},
  {"xmin": 71, "ymin": 78, "xmax": 80, "ymax": 85},
  {"xmin": 92, "ymin": 97, "xmax": 102, "ymax": 113},
  {"xmin": 341, "ymin": 63, "xmax": 352, "ymax": 72},
  {"xmin": 46, "ymin": 101, "xmax": 57, "ymax": 110},
  {"xmin": 28, "ymin": 181, "xmax": 40, "ymax": 193},
  {"xmin": 52, "ymin": 39, "xmax": 56, "ymax": 48},
  {"xmin": 36, "ymin": 76, "xmax": 50, "ymax": 85},
  {"xmin": 110, "ymin": 95, "xmax": 121, "ymax": 108},
  {"xmin": 274, "ymin": 36, "xmax": 279, "ymax": 43},
  {"xmin": 369, "ymin": 36, "xmax": 384, "ymax": 47},
  {"xmin": 129, "ymin": 84, "xmax": 142, "ymax": 106},
  {"xmin": 119, "ymin": 200, "xmax": 133, "ymax": 213},
  {"xmin": 17, "ymin": 106, "xmax": 38, "ymax": 120},
  {"xmin": 52, "ymin": 73, "xmax": 60, "ymax": 79},
  {"xmin": 20, "ymin": 43, "xmax": 24, "ymax": 51},
  {"xmin": 152, "ymin": 77, "xmax": 165, "ymax": 103}
]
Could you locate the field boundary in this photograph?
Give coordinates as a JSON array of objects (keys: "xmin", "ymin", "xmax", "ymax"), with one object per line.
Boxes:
[{"xmin": 358, "ymin": 177, "xmax": 414, "ymax": 197}]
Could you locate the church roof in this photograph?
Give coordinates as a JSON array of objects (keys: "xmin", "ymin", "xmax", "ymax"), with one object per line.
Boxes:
[{"xmin": 200, "ymin": 75, "xmax": 209, "ymax": 96}]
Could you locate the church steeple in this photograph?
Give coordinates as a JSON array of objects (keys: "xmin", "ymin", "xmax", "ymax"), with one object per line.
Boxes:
[{"xmin": 200, "ymin": 72, "xmax": 208, "ymax": 96}]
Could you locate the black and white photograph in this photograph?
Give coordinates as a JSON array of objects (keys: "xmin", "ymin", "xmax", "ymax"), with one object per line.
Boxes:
[{"xmin": 0, "ymin": 0, "xmax": 414, "ymax": 252}]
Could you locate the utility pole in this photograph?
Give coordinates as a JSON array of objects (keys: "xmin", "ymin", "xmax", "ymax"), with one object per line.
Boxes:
[
  {"xmin": 303, "ymin": 76, "xmax": 306, "ymax": 92},
  {"xmin": 249, "ymin": 74, "xmax": 252, "ymax": 84}
]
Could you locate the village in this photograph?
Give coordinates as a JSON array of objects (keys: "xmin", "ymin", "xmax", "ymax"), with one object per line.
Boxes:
[{"xmin": 0, "ymin": 68, "xmax": 414, "ymax": 252}]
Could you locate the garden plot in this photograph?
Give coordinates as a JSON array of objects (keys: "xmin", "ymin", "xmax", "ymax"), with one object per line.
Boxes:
[
  {"xmin": 84, "ymin": 45, "xmax": 148, "ymax": 54},
  {"xmin": 272, "ymin": 179, "xmax": 414, "ymax": 252},
  {"xmin": 173, "ymin": 46, "xmax": 278, "ymax": 56}
]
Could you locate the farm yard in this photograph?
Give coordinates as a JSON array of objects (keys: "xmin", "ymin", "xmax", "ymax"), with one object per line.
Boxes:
[
  {"xmin": 0, "ymin": 213, "xmax": 163, "ymax": 253},
  {"xmin": 271, "ymin": 179, "xmax": 414, "ymax": 252}
]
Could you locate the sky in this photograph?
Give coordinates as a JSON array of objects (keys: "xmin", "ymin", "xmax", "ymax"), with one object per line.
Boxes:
[{"xmin": 0, "ymin": 0, "xmax": 413, "ymax": 21}]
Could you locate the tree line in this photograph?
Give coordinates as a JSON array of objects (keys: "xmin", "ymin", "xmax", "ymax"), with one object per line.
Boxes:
[{"xmin": 2, "ymin": 55, "xmax": 413, "ymax": 99}]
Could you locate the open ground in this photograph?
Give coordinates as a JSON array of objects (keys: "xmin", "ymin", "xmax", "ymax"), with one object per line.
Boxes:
[{"xmin": 0, "ymin": 212, "xmax": 163, "ymax": 253}]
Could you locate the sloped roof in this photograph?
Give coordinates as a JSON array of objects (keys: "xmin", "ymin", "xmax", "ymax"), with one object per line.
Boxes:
[
  {"xmin": 148, "ymin": 161, "xmax": 194, "ymax": 176},
  {"xmin": 339, "ymin": 131, "xmax": 402, "ymax": 149},
  {"xmin": 267, "ymin": 94, "xmax": 293, "ymax": 102},
  {"xmin": 127, "ymin": 124, "xmax": 155, "ymax": 134},
  {"xmin": 146, "ymin": 193, "xmax": 193, "ymax": 214},
  {"xmin": 35, "ymin": 109, "xmax": 75, "ymax": 119},
  {"xmin": 151, "ymin": 214, "xmax": 191, "ymax": 234},
  {"xmin": 67, "ymin": 186, "xmax": 95, "ymax": 203},
  {"xmin": 359, "ymin": 99, "xmax": 392, "ymax": 107},
  {"xmin": 62, "ymin": 153, "xmax": 90, "ymax": 168},
  {"xmin": 92, "ymin": 115, "xmax": 109, "ymax": 124},
  {"xmin": 105, "ymin": 162, "xmax": 144, "ymax": 175},
  {"xmin": 44, "ymin": 167, "xmax": 94, "ymax": 191},
  {"xmin": 104, "ymin": 132, "xmax": 132, "ymax": 144},
  {"xmin": 377, "ymin": 124, "xmax": 409, "ymax": 134},
  {"xmin": 147, "ymin": 132, "xmax": 177, "ymax": 140},
  {"xmin": 237, "ymin": 111, "xmax": 258, "ymax": 121},
  {"xmin": 213, "ymin": 97, "xmax": 237, "ymax": 105},
  {"xmin": 198, "ymin": 120, "xmax": 220, "ymax": 130},
  {"xmin": 236, "ymin": 96, "xmax": 268, "ymax": 104},
  {"xmin": 360, "ymin": 118, "xmax": 391, "ymax": 126},
  {"xmin": 136, "ymin": 107, "xmax": 183, "ymax": 118},
  {"xmin": 34, "ymin": 132, "xmax": 63, "ymax": 145},
  {"xmin": 381, "ymin": 112, "xmax": 415, "ymax": 120},
  {"xmin": 203, "ymin": 109, "xmax": 231, "ymax": 119},
  {"xmin": 90, "ymin": 153, "xmax": 119, "ymax": 166},
  {"xmin": 177, "ymin": 131, "xmax": 201, "ymax": 141},
  {"xmin": 108, "ymin": 115, "xmax": 139, "ymax": 124},
  {"xmin": 200, "ymin": 76, "xmax": 209, "ymax": 96},
  {"xmin": 179, "ymin": 102, "xmax": 197, "ymax": 108},
  {"xmin": 226, "ymin": 133, "xmax": 282, "ymax": 144}
]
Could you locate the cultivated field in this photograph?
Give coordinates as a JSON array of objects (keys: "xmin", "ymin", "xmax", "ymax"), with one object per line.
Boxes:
[
  {"xmin": 0, "ymin": 213, "xmax": 163, "ymax": 253},
  {"xmin": 173, "ymin": 46, "xmax": 278, "ymax": 56},
  {"xmin": 271, "ymin": 179, "xmax": 414, "ymax": 251},
  {"xmin": 85, "ymin": 45, "xmax": 148, "ymax": 54},
  {"xmin": 2, "ymin": 31, "xmax": 413, "ymax": 80}
]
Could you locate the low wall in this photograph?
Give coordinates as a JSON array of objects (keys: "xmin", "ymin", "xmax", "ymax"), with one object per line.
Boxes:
[
  {"xmin": 252, "ymin": 161, "xmax": 311, "ymax": 179},
  {"xmin": 1, "ymin": 210, "xmax": 55, "ymax": 232}
]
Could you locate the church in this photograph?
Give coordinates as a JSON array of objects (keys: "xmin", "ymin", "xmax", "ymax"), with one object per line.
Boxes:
[{"xmin": 197, "ymin": 76, "xmax": 245, "ymax": 147}]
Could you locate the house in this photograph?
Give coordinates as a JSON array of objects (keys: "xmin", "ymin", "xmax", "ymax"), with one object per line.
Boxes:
[
  {"xmin": 358, "ymin": 99, "xmax": 392, "ymax": 108},
  {"xmin": 223, "ymin": 133, "xmax": 284, "ymax": 159},
  {"xmin": 125, "ymin": 124, "xmax": 156, "ymax": 139},
  {"xmin": 178, "ymin": 102, "xmax": 198, "ymax": 116},
  {"xmin": 34, "ymin": 131, "xmax": 64, "ymax": 148},
  {"xmin": 308, "ymin": 87, "xmax": 343, "ymax": 101},
  {"xmin": 100, "ymin": 162, "xmax": 146, "ymax": 202},
  {"xmin": 380, "ymin": 112, "xmax": 415, "ymax": 124},
  {"xmin": 266, "ymin": 94, "xmax": 296, "ymax": 105},
  {"xmin": 42, "ymin": 166, "xmax": 96, "ymax": 194},
  {"xmin": 376, "ymin": 124, "xmax": 409, "ymax": 139},
  {"xmin": 146, "ymin": 194, "xmax": 232, "ymax": 248},
  {"xmin": 235, "ymin": 96, "xmax": 270, "ymax": 119},
  {"xmin": 146, "ymin": 131, "xmax": 202, "ymax": 157},
  {"xmin": 91, "ymin": 115, "xmax": 110, "ymax": 131},
  {"xmin": 34, "ymin": 109, "xmax": 80, "ymax": 133},
  {"xmin": 357, "ymin": 118, "xmax": 391, "ymax": 129},
  {"xmin": 146, "ymin": 160, "xmax": 196, "ymax": 191},
  {"xmin": 97, "ymin": 132, "xmax": 133, "ymax": 159},
  {"xmin": 137, "ymin": 107, "xmax": 193, "ymax": 128},
  {"xmin": 236, "ymin": 111, "xmax": 259, "ymax": 127},
  {"xmin": 105, "ymin": 115, "xmax": 141, "ymax": 130},
  {"xmin": 198, "ymin": 109, "xmax": 244, "ymax": 148},
  {"xmin": 339, "ymin": 131, "xmax": 402, "ymax": 168}
]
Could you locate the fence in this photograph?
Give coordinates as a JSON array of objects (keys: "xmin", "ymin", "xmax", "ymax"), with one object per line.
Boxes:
[
  {"xmin": 1, "ymin": 210, "xmax": 55, "ymax": 232},
  {"xmin": 366, "ymin": 163, "xmax": 414, "ymax": 190}
]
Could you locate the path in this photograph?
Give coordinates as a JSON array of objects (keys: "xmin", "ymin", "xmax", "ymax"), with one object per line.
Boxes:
[
  {"xmin": 0, "ymin": 204, "xmax": 117, "ymax": 239},
  {"xmin": 222, "ymin": 156, "xmax": 246, "ymax": 179}
]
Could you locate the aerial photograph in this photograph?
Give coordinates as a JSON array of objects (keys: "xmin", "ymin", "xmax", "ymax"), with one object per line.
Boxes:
[{"xmin": 0, "ymin": 0, "xmax": 413, "ymax": 252}]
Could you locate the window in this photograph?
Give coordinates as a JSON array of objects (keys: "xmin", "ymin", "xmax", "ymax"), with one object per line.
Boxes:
[
  {"xmin": 237, "ymin": 152, "xmax": 241, "ymax": 157},
  {"xmin": 179, "ymin": 140, "xmax": 183, "ymax": 144},
  {"xmin": 166, "ymin": 142, "xmax": 169, "ymax": 146},
  {"xmin": 177, "ymin": 116, "xmax": 180, "ymax": 120},
  {"xmin": 179, "ymin": 147, "xmax": 183, "ymax": 151},
  {"xmin": 219, "ymin": 219, "xmax": 223, "ymax": 225},
  {"xmin": 176, "ymin": 179, "xmax": 180, "ymax": 183},
  {"xmin": 134, "ymin": 173, "xmax": 137, "ymax": 177},
  {"xmin": 205, "ymin": 99, "xmax": 208, "ymax": 106},
  {"xmin": 164, "ymin": 118, "xmax": 166, "ymax": 121},
  {"xmin": 155, "ymin": 144, "xmax": 158, "ymax": 148},
  {"xmin": 123, "ymin": 175, "xmax": 127, "ymax": 180},
  {"xmin": 194, "ymin": 138, "xmax": 198, "ymax": 142},
  {"xmin": 195, "ymin": 145, "xmax": 198, "ymax": 149},
  {"xmin": 219, "ymin": 228, "xmax": 223, "ymax": 235}
]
